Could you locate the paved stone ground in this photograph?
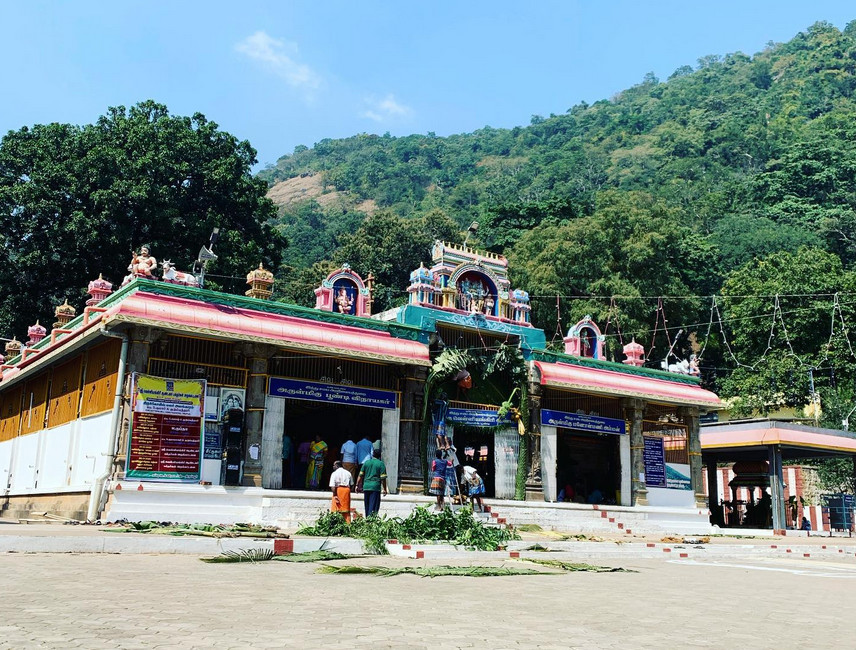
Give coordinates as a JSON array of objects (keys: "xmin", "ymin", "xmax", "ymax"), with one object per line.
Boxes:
[{"xmin": 2, "ymin": 551, "xmax": 855, "ymax": 649}]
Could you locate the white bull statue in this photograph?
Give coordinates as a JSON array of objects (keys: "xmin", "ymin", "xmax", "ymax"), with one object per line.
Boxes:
[{"xmin": 161, "ymin": 260, "xmax": 199, "ymax": 287}]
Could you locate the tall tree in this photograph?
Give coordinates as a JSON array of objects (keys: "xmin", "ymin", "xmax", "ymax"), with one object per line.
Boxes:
[
  {"xmin": 0, "ymin": 101, "xmax": 283, "ymax": 336},
  {"xmin": 717, "ymin": 248, "xmax": 856, "ymax": 415}
]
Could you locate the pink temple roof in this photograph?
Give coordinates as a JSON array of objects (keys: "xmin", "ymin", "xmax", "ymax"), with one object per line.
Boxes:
[
  {"xmin": 701, "ymin": 421, "xmax": 856, "ymax": 454},
  {"xmin": 533, "ymin": 360, "xmax": 721, "ymax": 408},
  {"xmin": 104, "ymin": 292, "xmax": 431, "ymax": 365}
]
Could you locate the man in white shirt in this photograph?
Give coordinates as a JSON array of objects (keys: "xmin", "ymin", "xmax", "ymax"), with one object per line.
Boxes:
[{"xmin": 329, "ymin": 460, "xmax": 354, "ymax": 522}]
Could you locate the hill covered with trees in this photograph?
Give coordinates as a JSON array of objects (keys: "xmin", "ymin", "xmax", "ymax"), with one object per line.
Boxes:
[{"xmin": 260, "ymin": 20, "xmax": 856, "ymax": 427}]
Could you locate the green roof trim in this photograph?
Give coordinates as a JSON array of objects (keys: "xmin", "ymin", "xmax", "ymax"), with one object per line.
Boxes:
[
  {"xmin": 529, "ymin": 349, "xmax": 703, "ymax": 386},
  {"xmin": 118, "ymin": 279, "xmax": 429, "ymax": 343},
  {"xmin": 1, "ymin": 278, "xmax": 429, "ymax": 369}
]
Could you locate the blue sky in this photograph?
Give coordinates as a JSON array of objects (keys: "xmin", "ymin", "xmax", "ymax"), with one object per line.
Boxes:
[{"xmin": 1, "ymin": 2, "xmax": 853, "ymax": 170}]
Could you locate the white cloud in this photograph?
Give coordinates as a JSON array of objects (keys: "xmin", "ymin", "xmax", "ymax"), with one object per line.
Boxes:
[
  {"xmin": 235, "ymin": 31, "xmax": 321, "ymax": 92},
  {"xmin": 361, "ymin": 94, "xmax": 413, "ymax": 122}
]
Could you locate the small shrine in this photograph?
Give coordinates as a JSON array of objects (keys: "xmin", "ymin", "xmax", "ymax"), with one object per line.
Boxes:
[
  {"xmin": 87, "ymin": 275, "xmax": 113, "ymax": 306},
  {"xmin": 246, "ymin": 263, "xmax": 275, "ymax": 300},
  {"xmin": 564, "ymin": 316, "xmax": 604, "ymax": 359},
  {"xmin": 405, "ymin": 241, "xmax": 532, "ymax": 326},
  {"xmin": 314, "ymin": 264, "xmax": 372, "ymax": 316},
  {"xmin": 26, "ymin": 321, "xmax": 47, "ymax": 347},
  {"xmin": 622, "ymin": 339, "xmax": 645, "ymax": 367},
  {"xmin": 53, "ymin": 300, "xmax": 77, "ymax": 329},
  {"xmin": 4, "ymin": 337, "xmax": 22, "ymax": 359}
]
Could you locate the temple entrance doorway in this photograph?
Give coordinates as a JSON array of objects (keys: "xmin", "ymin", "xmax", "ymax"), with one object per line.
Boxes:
[
  {"xmin": 448, "ymin": 430, "xmax": 495, "ymax": 498},
  {"xmin": 282, "ymin": 399, "xmax": 382, "ymax": 490},
  {"xmin": 556, "ymin": 430, "xmax": 620, "ymax": 505},
  {"xmin": 428, "ymin": 427, "xmax": 520, "ymax": 500}
]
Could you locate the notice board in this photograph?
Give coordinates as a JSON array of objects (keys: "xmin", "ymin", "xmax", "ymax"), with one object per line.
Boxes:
[
  {"xmin": 126, "ymin": 373, "xmax": 206, "ymax": 481},
  {"xmin": 643, "ymin": 435, "xmax": 667, "ymax": 488}
]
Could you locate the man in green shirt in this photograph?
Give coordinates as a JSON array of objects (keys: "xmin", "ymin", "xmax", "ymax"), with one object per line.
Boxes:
[{"xmin": 357, "ymin": 448, "xmax": 388, "ymax": 517}]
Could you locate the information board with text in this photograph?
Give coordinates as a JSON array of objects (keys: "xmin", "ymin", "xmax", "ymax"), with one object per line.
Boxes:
[{"xmin": 126, "ymin": 374, "xmax": 206, "ymax": 481}]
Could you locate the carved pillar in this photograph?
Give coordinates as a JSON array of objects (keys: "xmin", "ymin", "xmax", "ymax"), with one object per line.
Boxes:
[
  {"xmin": 397, "ymin": 364, "xmax": 428, "ymax": 493},
  {"xmin": 622, "ymin": 398, "xmax": 648, "ymax": 506},
  {"xmin": 116, "ymin": 327, "xmax": 161, "ymax": 475},
  {"xmin": 243, "ymin": 344, "xmax": 276, "ymax": 487},
  {"xmin": 680, "ymin": 405, "xmax": 706, "ymax": 509},
  {"xmin": 261, "ymin": 395, "xmax": 285, "ymax": 489},
  {"xmin": 525, "ymin": 381, "xmax": 543, "ymax": 501}
]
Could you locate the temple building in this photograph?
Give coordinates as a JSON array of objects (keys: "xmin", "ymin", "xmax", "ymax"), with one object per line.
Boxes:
[{"xmin": 0, "ymin": 243, "xmax": 722, "ymax": 532}]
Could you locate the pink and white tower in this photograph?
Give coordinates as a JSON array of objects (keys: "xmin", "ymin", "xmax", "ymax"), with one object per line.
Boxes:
[{"xmin": 564, "ymin": 316, "xmax": 605, "ymax": 360}]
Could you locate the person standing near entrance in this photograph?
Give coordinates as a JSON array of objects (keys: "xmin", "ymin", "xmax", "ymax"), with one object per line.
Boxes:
[
  {"xmin": 429, "ymin": 449, "xmax": 450, "ymax": 510},
  {"xmin": 329, "ymin": 460, "xmax": 353, "ymax": 522},
  {"xmin": 356, "ymin": 436, "xmax": 373, "ymax": 466},
  {"xmin": 281, "ymin": 433, "xmax": 293, "ymax": 489},
  {"xmin": 356, "ymin": 448, "xmax": 387, "ymax": 517},
  {"xmin": 306, "ymin": 434, "xmax": 328, "ymax": 490},
  {"xmin": 296, "ymin": 439, "xmax": 310, "ymax": 489},
  {"xmin": 340, "ymin": 438, "xmax": 358, "ymax": 483}
]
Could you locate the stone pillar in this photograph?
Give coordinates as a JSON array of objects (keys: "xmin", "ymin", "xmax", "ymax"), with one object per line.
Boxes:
[
  {"xmin": 382, "ymin": 409, "xmax": 400, "ymax": 494},
  {"xmin": 680, "ymin": 406, "xmax": 706, "ymax": 509},
  {"xmin": 261, "ymin": 395, "xmax": 285, "ymax": 489},
  {"xmin": 525, "ymin": 381, "xmax": 544, "ymax": 501},
  {"xmin": 768, "ymin": 445, "xmax": 786, "ymax": 532},
  {"xmin": 116, "ymin": 327, "xmax": 161, "ymax": 475},
  {"xmin": 707, "ymin": 458, "xmax": 722, "ymax": 527},
  {"xmin": 540, "ymin": 425, "xmax": 557, "ymax": 502},
  {"xmin": 619, "ymin": 434, "xmax": 631, "ymax": 506},
  {"xmin": 243, "ymin": 344, "xmax": 275, "ymax": 487},
  {"xmin": 622, "ymin": 398, "xmax": 648, "ymax": 506},
  {"xmin": 397, "ymin": 365, "xmax": 428, "ymax": 493}
]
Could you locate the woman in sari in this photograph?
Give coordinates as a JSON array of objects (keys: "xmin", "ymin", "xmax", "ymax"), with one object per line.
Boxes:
[
  {"xmin": 305, "ymin": 434, "xmax": 328, "ymax": 489},
  {"xmin": 429, "ymin": 449, "xmax": 450, "ymax": 510}
]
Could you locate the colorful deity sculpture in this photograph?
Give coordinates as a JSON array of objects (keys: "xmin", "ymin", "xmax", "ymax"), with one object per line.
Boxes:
[
  {"xmin": 314, "ymin": 264, "xmax": 372, "ymax": 317},
  {"xmin": 405, "ymin": 241, "xmax": 533, "ymax": 326},
  {"xmin": 122, "ymin": 246, "xmax": 157, "ymax": 286},
  {"xmin": 564, "ymin": 316, "xmax": 604, "ymax": 360}
]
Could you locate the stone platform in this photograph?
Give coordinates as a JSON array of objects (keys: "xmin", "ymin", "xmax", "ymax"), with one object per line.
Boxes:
[{"xmin": 105, "ymin": 481, "xmax": 714, "ymax": 535}]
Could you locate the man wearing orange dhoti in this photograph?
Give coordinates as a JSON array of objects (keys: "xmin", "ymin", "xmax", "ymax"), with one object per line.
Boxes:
[{"xmin": 329, "ymin": 460, "xmax": 353, "ymax": 522}]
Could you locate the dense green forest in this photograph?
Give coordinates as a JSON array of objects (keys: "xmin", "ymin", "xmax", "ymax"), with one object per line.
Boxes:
[{"xmin": 259, "ymin": 21, "xmax": 856, "ymax": 438}]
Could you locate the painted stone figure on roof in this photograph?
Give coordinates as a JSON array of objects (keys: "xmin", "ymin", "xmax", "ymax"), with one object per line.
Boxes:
[{"xmin": 122, "ymin": 246, "xmax": 157, "ymax": 286}]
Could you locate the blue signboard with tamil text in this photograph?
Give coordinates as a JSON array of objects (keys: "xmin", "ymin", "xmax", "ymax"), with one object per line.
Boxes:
[
  {"xmin": 446, "ymin": 408, "xmax": 513, "ymax": 428},
  {"xmin": 268, "ymin": 377, "xmax": 398, "ymax": 410},
  {"xmin": 643, "ymin": 436, "xmax": 667, "ymax": 488},
  {"xmin": 540, "ymin": 408, "xmax": 626, "ymax": 435}
]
